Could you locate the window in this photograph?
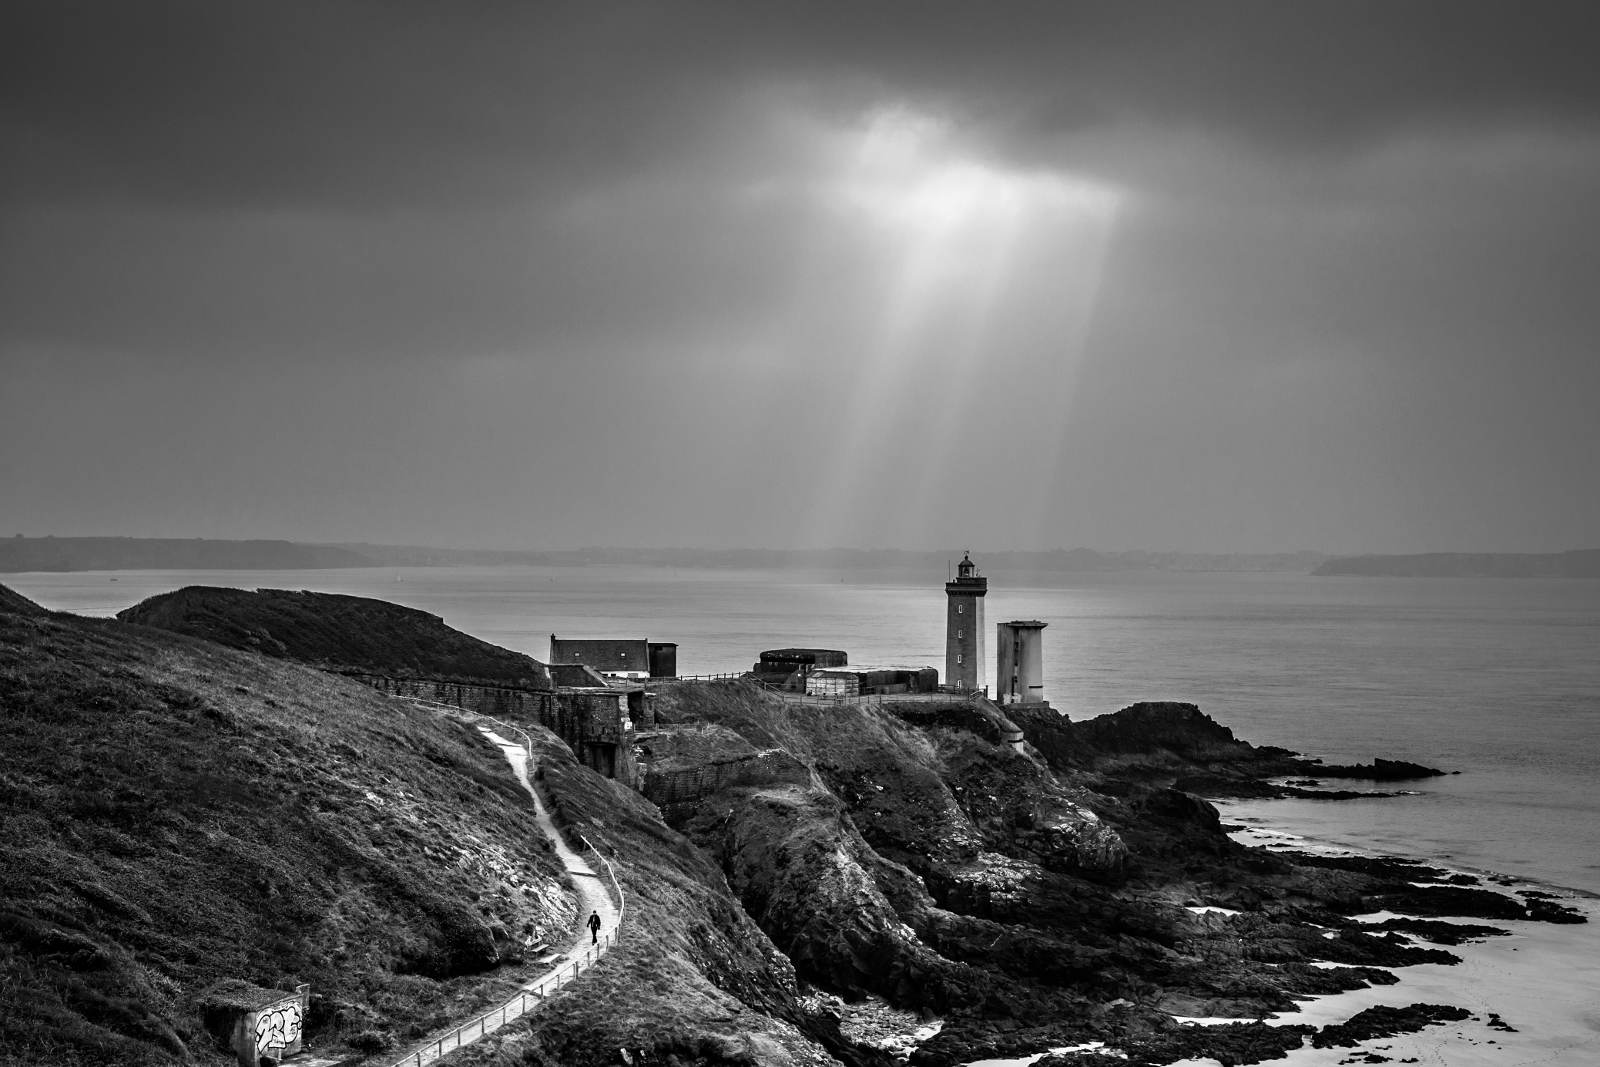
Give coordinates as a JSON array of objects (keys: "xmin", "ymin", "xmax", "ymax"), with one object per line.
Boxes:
[
  {"xmin": 957, "ymin": 604, "xmax": 964, "ymax": 614},
  {"xmin": 957, "ymin": 629, "xmax": 964, "ymax": 639},
  {"xmin": 957, "ymin": 654, "xmax": 963, "ymax": 664}
]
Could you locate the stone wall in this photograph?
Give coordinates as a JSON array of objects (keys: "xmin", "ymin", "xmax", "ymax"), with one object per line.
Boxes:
[
  {"xmin": 338, "ymin": 672, "xmax": 554, "ymax": 719},
  {"xmin": 342, "ymin": 672, "xmax": 638, "ymax": 786}
]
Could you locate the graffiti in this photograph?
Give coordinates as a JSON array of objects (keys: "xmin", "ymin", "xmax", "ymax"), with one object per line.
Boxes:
[{"xmin": 254, "ymin": 999, "xmax": 302, "ymax": 1053}]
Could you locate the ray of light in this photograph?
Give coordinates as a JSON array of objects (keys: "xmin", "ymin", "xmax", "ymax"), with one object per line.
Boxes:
[{"xmin": 797, "ymin": 106, "xmax": 1123, "ymax": 549}]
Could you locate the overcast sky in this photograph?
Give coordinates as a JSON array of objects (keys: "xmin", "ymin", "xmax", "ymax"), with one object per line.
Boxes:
[{"xmin": 4, "ymin": 1, "xmax": 1598, "ymax": 553}]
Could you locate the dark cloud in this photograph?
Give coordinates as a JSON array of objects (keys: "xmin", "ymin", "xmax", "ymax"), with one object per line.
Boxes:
[
  {"xmin": 4, "ymin": 1, "xmax": 1600, "ymax": 550},
  {"xmin": 6, "ymin": 1, "xmax": 1599, "ymax": 211}
]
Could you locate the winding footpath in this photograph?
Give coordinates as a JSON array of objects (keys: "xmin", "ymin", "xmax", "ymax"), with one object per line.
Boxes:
[{"xmin": 385, "ymin": 726, "xmax": 622, "ymax": 1067}]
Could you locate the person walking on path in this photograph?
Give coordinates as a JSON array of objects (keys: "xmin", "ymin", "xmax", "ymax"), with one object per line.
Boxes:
[{"xmin": 587, "ymin": 911, "xmax": 602, "ymax": 944}]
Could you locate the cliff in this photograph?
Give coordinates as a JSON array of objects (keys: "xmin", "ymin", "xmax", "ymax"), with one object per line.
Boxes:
[
  {"xmin": 617, "ymin": 685, "xmax": 1574, "ymax": 1065},
  {"xmin": 4, "ymin": 586, "xmax": 1579, "ymax": 1067},
  {"xmin": 118, "ymin": 586, "xmax": 552, "ymax": 689}
]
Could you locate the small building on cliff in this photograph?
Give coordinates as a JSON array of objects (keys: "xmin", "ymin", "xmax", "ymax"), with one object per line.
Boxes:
[
  {"xmin": 197, "ymin": 980, "xmax": 309, "ymax": 1067},
  {"xmin": 751, "ymin": 648, "xmax": 848, "ymax": 690},
  {"xmin": 548, "ymin": 635, "xmax": 677, "ymax": 679},
  {"xmin": 804, "ymin": 664, "xmax": 939, "ymax": 698},
  {"xmin": 996, "ymin": 619, "xmax": 1048, "ymax": 705}
]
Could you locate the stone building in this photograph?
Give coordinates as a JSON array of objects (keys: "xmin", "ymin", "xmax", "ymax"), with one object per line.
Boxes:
[
  {"xmin": 548, "ymin": 635, "xmax": 677, "ymax": 679},
  {"xmin": 751, "ymin": 647, "xmax": 848, "ymax": 690},
  {"xmin": 804, "ymin": 664, "xmax": 939, "ymax": 698}
]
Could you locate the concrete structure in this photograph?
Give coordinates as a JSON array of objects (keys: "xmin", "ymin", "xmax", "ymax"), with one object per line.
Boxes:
[
  {"xmin": 751, "ymin": 648, "xmax": 848, "ymax": 690},
  {"xmin": 944, "ymin": 552, "xmax": 987, "ymax": 692},
  {"xmin": 558, "ymin": 686, "xmax": 641, "ymax": 778},
  {"xmin": 805, "ymin": 664, "xmax": 939, "ymax": 698},
  {"xmin": 198, "ymin": 981, "xmax": 309, "ymax": 1067},
  {"xmin": 343, "ymin": 670, "xmax": 642, "ymax": 784},
  {"xmin": 339, "ymin": 671, "xmax": 551, "ymax": 720},
  {"xmin": 548, "ymin": 636, "xmax": 677, "ymax": 679},
  {"xmin": 996, "ymin": 620, "xmax": 1048, "ymax": 705}
]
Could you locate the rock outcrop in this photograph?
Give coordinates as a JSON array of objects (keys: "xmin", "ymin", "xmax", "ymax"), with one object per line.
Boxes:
[{"xmin": 631, "ymin": 683, "xmax": 1578, "ymax": 1065}]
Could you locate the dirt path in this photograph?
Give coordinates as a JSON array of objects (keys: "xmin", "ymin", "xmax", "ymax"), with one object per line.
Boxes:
[{"xmin": 382, "ymin": 727, "xmax": 622, "ymax": 1067}]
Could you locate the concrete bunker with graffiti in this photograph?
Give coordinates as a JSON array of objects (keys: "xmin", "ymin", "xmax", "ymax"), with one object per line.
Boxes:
[{"xmin": 196, "ymin": 980, "xmax": 309, "ymax": 1067}]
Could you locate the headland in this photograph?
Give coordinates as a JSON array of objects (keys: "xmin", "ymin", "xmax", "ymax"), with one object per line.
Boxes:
[{"xmin": 0, "ymin": 574, "xmax": 1589, "ymax": 1067}]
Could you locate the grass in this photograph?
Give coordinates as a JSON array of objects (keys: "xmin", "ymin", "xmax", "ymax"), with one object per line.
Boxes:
[
  {"xmin": 442, "ymin": 729, "xmax": 864, "ymax": 1067},
  {"xmin": 0, "ymin": 600, "xmax": 574, "ymax": 1066},
  {"xmin": 116, "ymin": 586, "xmax": 551, "ymax": 687}
]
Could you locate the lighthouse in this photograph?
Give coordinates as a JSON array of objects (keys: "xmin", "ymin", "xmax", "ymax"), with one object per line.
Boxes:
[{"xmin": 945, "ymin": 551, "xmax": 987, "ymax": 692}]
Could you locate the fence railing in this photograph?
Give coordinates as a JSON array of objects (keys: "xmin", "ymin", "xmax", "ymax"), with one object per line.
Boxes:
[
  {"xmin": 390, "ymin": 927, "xmax": 621, "ymax": 1067},
  {"xmin": 385, "ymin": 717, "xmax": 626, "ymax": 1067},
  {"xmin": 579, "ymin": 831, "xmax": 626, "ymax": 928},
  {"xmin": 656, "ymin": 675, "xmax": 979, "ymax": 709}
]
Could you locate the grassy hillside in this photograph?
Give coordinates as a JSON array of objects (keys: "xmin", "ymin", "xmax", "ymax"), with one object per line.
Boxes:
[
  {"xmin": 118, "ymin": 586, "xmax": 551, "ymax": 688},
  {"xmin": 0, "ymin": 593, "xmax": 573, "ymax": 1066},
  {"xmin": 0, "ymin": 584, "xmax": 46, "ymax": 616},
  {"xmin": 450, "ymin": 733, "xmax": 869, "ymax": 1067}
]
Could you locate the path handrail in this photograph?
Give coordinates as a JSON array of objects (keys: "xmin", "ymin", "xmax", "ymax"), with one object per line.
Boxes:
[
  {"xmin": 579, "ymin": 832, "xmax": 626, "ymax": 932},
  {"xmin": 382, "ymin": 719, "xmax": 620, "ymax": 1067},
  {"xmin": 470, "ymin": 712, "xmax": 534, "ymax": 758}
]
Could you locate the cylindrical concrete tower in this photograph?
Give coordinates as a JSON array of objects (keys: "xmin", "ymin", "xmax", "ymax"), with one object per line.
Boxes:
[
  {"xmin": 996, "ymin": 620, "xmax": 1047, "ymax": 705},
  {"xmin": 944, "ymin": 552, "xmax": 987, "ymax": 692}
]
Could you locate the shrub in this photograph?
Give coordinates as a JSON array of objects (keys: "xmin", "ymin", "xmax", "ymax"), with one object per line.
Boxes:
[{"xmin": 346, "ymin": 1028, "xmax": 395, "ymax": 1053}]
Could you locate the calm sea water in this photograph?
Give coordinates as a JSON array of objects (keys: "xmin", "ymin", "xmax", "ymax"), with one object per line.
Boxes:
[{"xmin": 9, "ymin": 564, "xmax": 1599, "ymax": 894}]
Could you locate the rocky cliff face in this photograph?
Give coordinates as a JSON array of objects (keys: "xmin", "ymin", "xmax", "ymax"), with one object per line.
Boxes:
[
  {"xmin": 637, "ymin": 686, "xmax": 1168, "ymax": 1052},
  {"xmin": 625, "ymin": 685, "xmax": 1580, "ymax": 1066}
]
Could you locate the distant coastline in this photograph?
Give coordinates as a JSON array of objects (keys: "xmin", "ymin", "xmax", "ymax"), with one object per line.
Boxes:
[
  {"xmin": 0, "ymin": 536, "xmax": 1328, "ymax": 574},
  {"xmin": 0, "ymin": 536, "xmax": 369, "ymax": 573},
  {"xmin": 6, "ymin": 537, "xmax": 1597, "ymax": 578},
  {"xmin": 1314, "ymin": 549, "xmax": 1600, "ymax": 578}
]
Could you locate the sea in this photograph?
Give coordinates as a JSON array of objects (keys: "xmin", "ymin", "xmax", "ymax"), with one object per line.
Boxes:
[{"xmin": 7, "ymin": 563, "xmax": 1598, "ymax": 897}]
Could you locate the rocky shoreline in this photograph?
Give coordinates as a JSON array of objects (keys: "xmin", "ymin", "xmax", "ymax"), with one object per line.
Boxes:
[{"xmin": 635, "ymin": 686, "xmax": 1586, "ymax": 1067}]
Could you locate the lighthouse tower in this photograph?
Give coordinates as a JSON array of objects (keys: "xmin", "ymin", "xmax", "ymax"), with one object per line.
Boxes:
[{"xmin": 945, "ymin": 551, "xmax": 987, "ymax": 692}]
